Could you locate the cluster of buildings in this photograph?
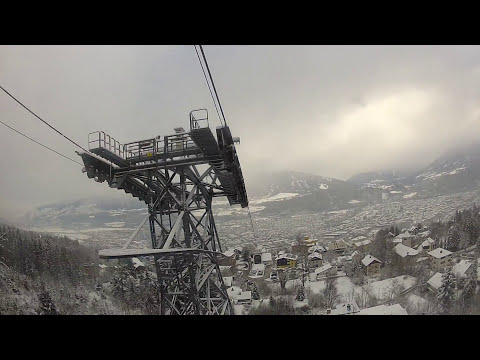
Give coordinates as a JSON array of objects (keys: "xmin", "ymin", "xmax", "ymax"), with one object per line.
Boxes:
[
  {"xmin": 215, "ymin": 220, "xmax": 479, "ymax": 314},
  {"xmin": 426, "ymin": 257, "xmax": 477, "ymax": 293},
  {"xmin": 217, "ymin": 189, "xmax": 480, "ymax": 255}
]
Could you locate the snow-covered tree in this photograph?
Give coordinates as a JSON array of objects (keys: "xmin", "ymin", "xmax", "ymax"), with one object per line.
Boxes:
[
  {"xmin": 437, "ymin": 268, "xmax": 457, "ymax": 313},
  {"xmin": 323, "ymin": 277, "xmax": 339, "ymax": 308},
  {"xmin": 251, "ymin": 282, "xmax": 260, "ymax": 300},
  {"xmin": 296, "ymin": 286, "xmax": 305, "ymax": 302},
  {"xmin": 278, "ymin": 270, "xmax": 287, "ymax": 292},
  {"xmin": 460, "ymin": 259, "xmax": 477, "ymax": 308},
  {"xmin": 269, "ymin": 295, "xmax": 276, "ymax": 307},
  {"xmin": 352, "ymin": 261, "xmax": 364, "ymax": 285},
  {"xmin": 475, "ymin": 237, "xmax": 480, "ymax": 258},
  {"xmin": 38, "ymin": 286, "xmax": 57, "ymax": 315},
  {"xmin": 446, "ymin": 225, "xmax": 461, "ymax": 251}
]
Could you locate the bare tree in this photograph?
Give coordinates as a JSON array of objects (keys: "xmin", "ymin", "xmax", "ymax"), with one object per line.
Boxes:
[
  {"xmin": 385, "ymin": 279, "xmax": 404, "ymax": 305},
  {"xmin": 278, "ymin": 269, "xmax": 287, "ymax": 293},
  {"xmin": 323, "ymin": 277, "xmax": 339, "ymax": 308}
]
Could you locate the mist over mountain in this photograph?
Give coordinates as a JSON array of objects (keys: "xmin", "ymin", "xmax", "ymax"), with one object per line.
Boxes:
[
  {"xmin": 15, "ymin": 141, "xmax": 480, "ymax": 229},
  {"xmin": 347, "ymin": 169, "xmax": 417, "ymax": 186}
]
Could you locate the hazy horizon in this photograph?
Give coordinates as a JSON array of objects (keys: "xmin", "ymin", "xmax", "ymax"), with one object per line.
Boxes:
[{"xmin": 2, "ymin": 45, "xmax": 480, "ymax": 218}]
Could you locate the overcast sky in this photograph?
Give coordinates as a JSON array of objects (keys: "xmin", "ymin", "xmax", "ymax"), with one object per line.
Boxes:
[{"xmin": 2, "ymin": 45, "xmax": 480, "ymax": 219}]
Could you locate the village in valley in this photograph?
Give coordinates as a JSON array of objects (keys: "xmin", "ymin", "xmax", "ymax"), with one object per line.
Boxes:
[{"xmin": 211, "ymin": 212, "xmax": 480, "ymax": 315}]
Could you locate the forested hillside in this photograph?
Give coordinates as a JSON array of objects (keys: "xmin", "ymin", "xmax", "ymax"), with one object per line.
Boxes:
[{"xmin": 0, "ymin": 225, "xmax": 159, "ymax": 315}]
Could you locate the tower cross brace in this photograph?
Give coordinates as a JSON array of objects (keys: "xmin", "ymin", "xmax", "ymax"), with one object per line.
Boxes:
[{"xmin": 77, "ymin": 109, "xmax": 248, "ymax": 315}]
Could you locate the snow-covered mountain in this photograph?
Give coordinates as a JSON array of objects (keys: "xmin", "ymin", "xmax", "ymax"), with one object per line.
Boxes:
[
  {"xmin": 348, "ymin": 169, "xmax": 415, "ymax": 187},
  {"xmin": 242, "ymin": 170, "xmax": 380, "ymax": 215},
  {"xmin": 22, "ymin": 196, "xmax": 147, "ymax": 230},
  {"xmin": 19, "ymin": 143, "xmax": 480, "ymax": 229},
  {"xmin": 348, "ymin": 142, "xmax": 480, "ymax": 199},
  {"xmin": 409, "ymin": 142, "xmax": 480, "ymax": 196}
]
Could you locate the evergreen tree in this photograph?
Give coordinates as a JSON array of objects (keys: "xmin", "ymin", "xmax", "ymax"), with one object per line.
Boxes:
[
  {"xmin": 296, "ymin": 286, "xmax": 305, "ymax": 301},
  {"xmin": 38, "ymin": 286, "xmax": 58, "ymax": 315},
  {"xmin": 475, "ymin": 237, "xmax": 480, "ymax": 258},
  {"xmin": 463, "ymin": 216, "xmax": 479, "ymax": 245},
  {"xmin": 437, "ymin": 268, "xmax": 456, "ymax": 313},
  {"xmin": 460, "ymin": 259, "xmax": 477, "ymax": 308},
  {"xmin": 446, "ymin": 225, "xmax": 461, "ymax": 251},
  {"xmin": 251, "ymin": 283, "xmax": 260, "ymax": 300},
  {"xmin": 241, "ymin": 247, "xmax": 251, "ymax": 262}
]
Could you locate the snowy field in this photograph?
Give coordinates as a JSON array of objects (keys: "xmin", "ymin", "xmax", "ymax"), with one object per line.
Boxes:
[
  {"xmin": 305, "ymin": 276, "xmax": 366, "ymax": 302},
  {"xmin": 269, "ymin": 275, "xmax": 366, "ymax": 304},
  {"xmin": 251, "ymin": 192, "xmax": 300, "ymax": 204},
  {"xmin": 266, "ymin": 274, "xmax": 419, "ymax": 310},
  {"xmin": 363, "ymin": 275, "xmax": 417, "ymax": 301},
  {"xmin": 404, "ymin": 294, "xmax": 430, "ymax": 314}
]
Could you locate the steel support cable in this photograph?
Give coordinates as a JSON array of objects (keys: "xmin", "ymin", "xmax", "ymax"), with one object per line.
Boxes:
[
  {"xmin": 194, "ymin": 46, "xmax": 224, "ymax": 127},
  {"xmin": 196, "ymin": 45, "xmax": 228, "ymax": 127},
  {"xmin": 0, "ymin": 84, "xmax": 90, "ymax": 154},
  {"xmin": 0, "ymin": 120, "xmax": 83, "ymax": 166}
]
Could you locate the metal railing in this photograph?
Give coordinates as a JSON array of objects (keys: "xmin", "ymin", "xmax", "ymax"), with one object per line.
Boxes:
[
  {"xmin": 124, "ymin": 132, "xmax": 199, "ymax": 161},
  {"xmin": 190, "ymin": 109, "xmax": 209, "ymax": 130},
  {"xmin": 88, "ymin": 131, "xmax": 130, "ymax": 158}
]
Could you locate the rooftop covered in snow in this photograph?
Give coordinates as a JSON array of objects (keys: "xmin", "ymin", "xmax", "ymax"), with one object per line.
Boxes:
[
  {"xmin": 356, "ymin": 303, "xmax": 408, "ymax": 315},
  {"xmin": 427, "ymin": 272, "xmax": 443, "ymax": 290},
  {"xmin": 394, "ymin": 243, "xmax": 419, "ymax": 258},
  {"xmin": 421, "ymin": 237, "xmax": 435, "ymax": 247},
  {"xmin": 452, "ymin": 259, "xmax": 473, "ymax": 278},
  {"xmin": 427, "ymin": 248, "xmax": 452, "ymax": 259},
  {"xmin": 361, "ymin": 254, "xmax": 381, "ymax": 266},
  {"xmin": 315, "ymin": 263, "xmax": 334, "ymax": 274}
]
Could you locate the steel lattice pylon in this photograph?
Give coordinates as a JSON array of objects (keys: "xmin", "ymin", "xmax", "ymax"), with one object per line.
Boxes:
[
  {"xmin": 146, "ymin": 165, "xmax": 232, "ymax": 315},
  {"xmin": 77, "ymin": 109, "xmax": 248, "ymax": 315}
]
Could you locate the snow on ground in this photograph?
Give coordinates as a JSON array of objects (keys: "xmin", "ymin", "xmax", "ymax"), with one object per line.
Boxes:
[
  {"xmin": 356, "ymin": 303, "xmax": 408, "ymax": 315},
  {"xmin": 251, "ymin": 193, "xmax": 300, "ymax": 204},
  {"xmin": 404, "ymin": 294, "xmax": 429, "ymax": 314},
  {"xmin": 216, "ymin": 205, "xmax": 266, "ymax": 216},
  {"xmin": 233, "ymin": 304, "xmax": 246, "ymax": 315},
  {"xmin": 104, "ymin": 221, "xmax": 126, "ymax": 228},
  {"xmin": 80, "ymin": 227, "xmax": 136, "ymax": 232},
  {"xmin": 328, "ymin": 209, "xmax": 348, "ymax": 215},
  {"xmin": 348, "ymin": 200, "xmax": 362, "ymax": 204},
  {"xmin": 251, "ymin": 298, "xmax": 270, "ymax": 310},
  {"xmin": 304, "ymin": 276, "xmax": 365, "ymax": 302},
  {"xmin": 293, "ymin": 299, "xmax": 309, "ymax": 309},
  {"xmin": 363, "ymin": 275, "xmax": 417, "ymax": 301},
  {"xmin": 417, "ymin": 166, "xmax": 466, "ymax": 180},
  {"xmin": 336, "ymin": 276, "xmax": 365, "ymax": 301},
  {"xmin": 319, "ymin": 184, "xmax": 328, "ymax": 190},
  {"xmin": 448, "ymin": 167, "xmax": 466, "ymax": 175},
  {"xmin": 28, "ymin": 227, "xmax": 93, "ymax": 240},
  {"xmin": 403, "ymin": 192, "xmax": 417, "ymax": 199},
  {"xmin": 216, "ymin": 209, "xmax": 236, "ymax": 216}
]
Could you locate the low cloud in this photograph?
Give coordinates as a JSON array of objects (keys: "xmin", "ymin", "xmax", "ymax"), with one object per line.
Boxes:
[{"xmin": 2, "ymin": 45, "xmax": 480, "ymax": 218}]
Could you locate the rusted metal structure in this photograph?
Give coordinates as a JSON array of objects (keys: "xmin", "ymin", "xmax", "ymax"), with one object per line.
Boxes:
[{"xmin": 77, "ymin": 109, "xmax": 248, "ymax": 314}]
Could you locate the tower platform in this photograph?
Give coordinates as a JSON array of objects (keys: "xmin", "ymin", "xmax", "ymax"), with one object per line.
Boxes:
[{"xmin": 77, "ymin": 110, "xmax": 248, "ymax": 314}]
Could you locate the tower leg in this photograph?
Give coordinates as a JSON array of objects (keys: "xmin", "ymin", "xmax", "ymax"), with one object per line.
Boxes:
[{"xmin": 145, "ymin": 165, "xmax": 233, "ymax": 315}]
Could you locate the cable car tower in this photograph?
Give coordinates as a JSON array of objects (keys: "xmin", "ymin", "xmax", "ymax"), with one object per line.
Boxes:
[{"xmin": 77, "ymin": 109, "xmax": 248, "ymax": 315}]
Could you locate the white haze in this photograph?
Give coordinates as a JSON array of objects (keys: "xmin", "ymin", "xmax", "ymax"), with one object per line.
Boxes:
[{"xmin": 2, "ymin": 45, "xmax": 480, "ymax": 219}]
